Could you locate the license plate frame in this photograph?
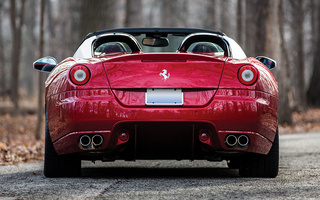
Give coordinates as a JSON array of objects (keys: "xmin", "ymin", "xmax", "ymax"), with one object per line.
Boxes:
[{"xmin": 145, "ymin": 88, "xmax": 183, "ymax": 106}]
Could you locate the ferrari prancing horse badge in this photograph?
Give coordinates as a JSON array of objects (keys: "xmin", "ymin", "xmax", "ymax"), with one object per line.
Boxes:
[{"xmin": 159, "ymin": 69, "xmax": 170, "ymax": 82}]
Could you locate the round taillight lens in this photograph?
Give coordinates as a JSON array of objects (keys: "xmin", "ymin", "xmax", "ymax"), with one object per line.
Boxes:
[
  {"xmin": 238, "ymin": 65, "xmax": 258, "ymax": 85},
  {"xmin": 70, "ymin": 65, "xmax": 90, "ymax": 85}
]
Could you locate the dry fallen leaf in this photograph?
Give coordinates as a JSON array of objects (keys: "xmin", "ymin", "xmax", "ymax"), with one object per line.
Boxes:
[
  {"xmin": 0, "ymin": 114, "xmax": 44, "ymax": 166},
  {"xmin": 0, "ymin": 142, "xmax": 6, "ymax": 150}
]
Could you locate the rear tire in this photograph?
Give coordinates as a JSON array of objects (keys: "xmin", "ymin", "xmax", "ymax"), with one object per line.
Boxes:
[
  {"xmin": 44, "ymin": 115, "xmax": 81, "ymax": 177},
  {"xmin": 239, "ymin": 128, "xmax": 279, "ymax": 178}
]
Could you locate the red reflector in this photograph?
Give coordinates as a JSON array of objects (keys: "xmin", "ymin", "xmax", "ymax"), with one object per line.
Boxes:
[
  {"xmin": 119, "ymin": 132, "xmax": 129, "ymax": 142},
  {"xmin": 199, "ymin": 132, "xmax": 209, "ymax": 142}
]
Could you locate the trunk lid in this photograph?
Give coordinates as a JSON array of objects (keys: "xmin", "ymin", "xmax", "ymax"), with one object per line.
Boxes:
[{"xmin": 102, "ymin": 53, "xmax": 226, "ymax": 89}]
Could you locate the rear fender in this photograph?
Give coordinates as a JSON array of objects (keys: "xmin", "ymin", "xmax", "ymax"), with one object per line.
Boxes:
[
  {"xmin": 219, "ymin": 57, "xmax": 278, "ymax": 97},
  {"xmin": 45, "ymin": 57, "xmax": 110, "ymax": 97}
]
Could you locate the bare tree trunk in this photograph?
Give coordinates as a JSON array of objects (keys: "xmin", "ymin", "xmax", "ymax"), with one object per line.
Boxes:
[
  {"xmin": 307, "ymin": 1, "xmax": 320, "ymax": 106},
  {"xmin": 35, "ymin": 0, "xmax": 45, "ymax": 140},
  {"xmin": 206, "ymin": 0, "xmax": 218, "ymax": 30},
  {"xmin": 144, "ymin": 0, "xmax": 159, "ymax": 27},
  {"xmin": 245, "ymin": 0, "xmax": 268, "ymax": 57},
  {"xmin": 161, "ymin": 0, "xmax": 174, "ymax": 27},
  {"xmin": 287, "ymin": 0, "xmax": 306, "ymax": 110},
  {"xmin": 80, "ymin": 0, "xmax": 116, "ymax": 39},
  {"xmin": 296, "ymin": 0, "xmax": 306, "ymax": 109},
  {"xmin": 160, "ymin": 0, "xmax": 189, "ymax": 27},
  {"xmin": 0, "ymin": 2, "xmax": 5, "ymax": 97},
  {"xmin": 312, "ymin": 0, "xmax": 318, "ymax": 50},
  {"xmin": 176, "ymin": 0, "xmax": 188, "ymax": 27},
  {"xmin": 69, "ymin": 0, "xmax": 83, "ymax": 53},
  {"xmin": 236, "ymin": 0, "xmax": 244, "ymax": 46},
  {"xmin": 10, "ymin": 0, "xmax": 26, "ymax": 115},
  {"xmin": 24, "ymin": 0, "xmax": 37, "ymax": 98},
  {"xmin": 125, "ymin": 0, "xmax": 142, "ymax": 27},
  {"xmin": 265, "ymin": 0, "xmax": 292, "ymax": 124},
  {"xmin": 278, "ymin": 0, "xmax": 292, "ymax": 124},
  {"xmin": 221, "ymin": 0, "xmax": 233, "ymax": 36},
  {"xmin": 245, "ymin": 1, "xmax": 255, "ymax": 56}
]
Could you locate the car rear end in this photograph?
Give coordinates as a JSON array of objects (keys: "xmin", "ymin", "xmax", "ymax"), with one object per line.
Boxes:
[
  {"xmin": 43, "ymin": 28, "xmax": 278, "ymax": 177},
  {"xmin": 46, "ymin": 53, "xmax": 278, "ymax": 162}
]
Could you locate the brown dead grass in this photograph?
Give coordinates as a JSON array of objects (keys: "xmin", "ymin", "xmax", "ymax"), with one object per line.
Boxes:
[{"xmin": 1, "ymin": 109, "xmax": 320, "ymax": 165}]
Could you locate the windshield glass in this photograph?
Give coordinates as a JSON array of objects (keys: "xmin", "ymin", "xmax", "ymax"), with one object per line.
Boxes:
[{"xmin": 133, "ymin": 34, "xmax": 185, "ymax": 53}]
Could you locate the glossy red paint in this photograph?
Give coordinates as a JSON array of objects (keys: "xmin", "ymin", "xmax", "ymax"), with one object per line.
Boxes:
[
  {"xmin": 45, "ymin": 52, "xmax": 278, "ymax": 159},
  {"xmin": 54, "ymin": 131, "xmax": 111, "ymax": 154},
  {"xmin": 112, "ymin": 89, "xmax": 217, "ymax": 107},
  {"xmin": 103, "ymin": 53, "xmax": 226, "ymax": 89},
  {"xmin": 52, "ymin": 120, "xmax": 272, "ymax": 156}
]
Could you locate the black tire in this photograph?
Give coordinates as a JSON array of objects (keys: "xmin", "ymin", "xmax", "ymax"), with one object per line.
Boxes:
[
  {"xmin": 44, "ymin": 115, "xmax": 81, "ymax": 177},
  {"xmin": 239, "ymin": 128, "xmax": 279, "ymax": 178}
]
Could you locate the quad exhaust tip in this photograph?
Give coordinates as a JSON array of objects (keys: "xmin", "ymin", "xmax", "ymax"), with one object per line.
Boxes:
[
  {"xmin": 79, "ymin": 134, "xmax": 104, "ymax": 149},
  {"xmin": 226, "ymin": 135, "xmax": 238, "ymax": 147},
  {"xmin": 238, "ymin": 135, "xmax": 249, "ymax": 147},
  {"xmin": 225, "ymin": 134, "xmax": 250, "ymax": 148},
  {"xmin": 92, "ymin": 134, "xmax": 104, "ymax": 147},
  {"xmin": 79, "ymin": 135, "xmax": 91, "ymax": 147}
]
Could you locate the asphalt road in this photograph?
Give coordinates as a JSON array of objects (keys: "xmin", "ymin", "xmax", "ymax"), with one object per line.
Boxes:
[{"xmin": 0, "ymin": 132, "xmax": 320, "ymax": 200}]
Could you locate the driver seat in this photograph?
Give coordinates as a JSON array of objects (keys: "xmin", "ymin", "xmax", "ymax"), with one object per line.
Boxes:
[
  {"xmin": 191, "ymin": 42, "xmax": 219, "ymax": 53},
  {"xmin": 99, "ymin": 42, "xmax": 127, "ymax": 53}
]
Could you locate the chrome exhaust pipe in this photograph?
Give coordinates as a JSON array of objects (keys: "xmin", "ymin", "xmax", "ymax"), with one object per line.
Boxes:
[
  {"xmin": 92, "ymin": 134, "xmax": 103, "ymax": 147},
  {"xmin": 226, "ymin": 135, "xmax": 237, "ymax": 147},
  {"xmin": 238, "ymin": 135, "xmax": 249, "ymax": 147},
  {"xmin": 80, "ymin": 135, "xmax": 91, "ymax": 147}
]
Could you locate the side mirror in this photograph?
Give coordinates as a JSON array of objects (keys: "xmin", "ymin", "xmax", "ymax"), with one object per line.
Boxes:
[
  {"xmin": 142, "ymin": 37, "xmax": 169, "ymax": 47},
  {"xmin": 256, "ymin": 56, "xmax": 276, "ymax": 70},
  {"xmin": 33, "ymin": 56, "xmax": 57, "ymax": 73}
]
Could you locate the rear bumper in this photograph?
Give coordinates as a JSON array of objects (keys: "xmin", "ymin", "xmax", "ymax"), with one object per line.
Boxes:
[{"xmin": 46, "ymin": 88, "xmax": 278, "ymax": 159}]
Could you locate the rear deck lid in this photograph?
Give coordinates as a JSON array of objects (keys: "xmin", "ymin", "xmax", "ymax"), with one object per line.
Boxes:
[{"xmin": 102, "ymin": 53, "xmax": 226, "ymax": 89}]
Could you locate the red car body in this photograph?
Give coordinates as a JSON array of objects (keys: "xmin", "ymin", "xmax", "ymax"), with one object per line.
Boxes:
[{"xmin": 34, "ymin": 28, "xmax": 278, "ymax": 177}]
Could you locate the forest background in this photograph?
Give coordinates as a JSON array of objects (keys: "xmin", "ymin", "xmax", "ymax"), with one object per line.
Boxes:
[{"xmin": 1, "ymin": 0, "xmax": 320, "ymax": 164}]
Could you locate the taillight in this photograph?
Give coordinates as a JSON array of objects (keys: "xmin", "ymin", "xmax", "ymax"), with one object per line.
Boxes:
[
  {"xmin": 70, "ymin": 65, "xmax": 90, "ymax": 85},
  {"xmin": 238, "ymin": 65, "xmax": 258, "ymax": 85}
]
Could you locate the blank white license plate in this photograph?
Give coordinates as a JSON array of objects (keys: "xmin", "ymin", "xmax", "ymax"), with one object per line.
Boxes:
[{"xmin": 145, "ymin": 89, "xmax": 183, "ymax": 106}]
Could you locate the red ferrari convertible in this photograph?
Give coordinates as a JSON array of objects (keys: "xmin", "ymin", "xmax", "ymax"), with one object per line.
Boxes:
[{"xmin": 34, "ymin": 28, "xmax": 278, "ymax": 177}]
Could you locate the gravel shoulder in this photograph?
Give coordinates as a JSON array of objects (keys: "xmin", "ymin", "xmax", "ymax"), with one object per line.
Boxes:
[{"xmin": 0, "ymin": 132, "xmax": 320, "ymax": 199}]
